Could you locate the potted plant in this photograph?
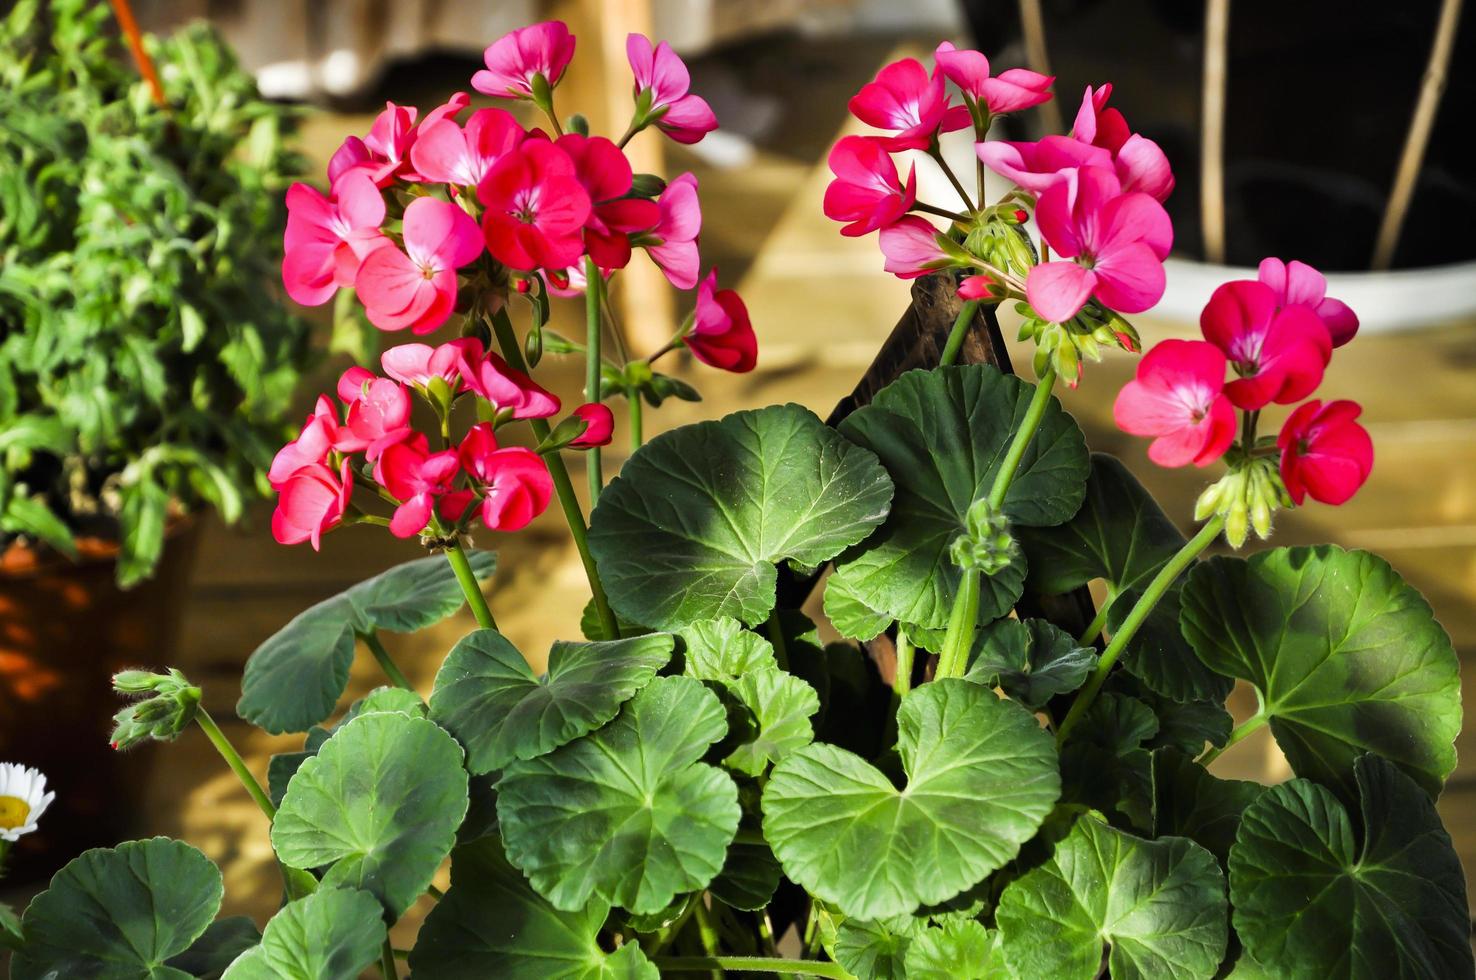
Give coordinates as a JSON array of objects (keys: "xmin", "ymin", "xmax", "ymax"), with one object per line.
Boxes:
[
  {"xmin": 6, "ymin": 18, "xmax": 1468, "ymax": 978},
  {"xmin": 0, "ymin": 0, "xmax": 310, "ymax": 875}
]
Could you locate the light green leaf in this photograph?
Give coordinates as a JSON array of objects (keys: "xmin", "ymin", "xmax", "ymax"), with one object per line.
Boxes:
[
  {"xmin": 272, "ymin": 712, "xmax": 469, "ymax": 917},
  {"xmin": 904, "ymin": 920, "xmax": 1006, "ymax": 979},
  {"xmin": 0, "ymin": 901, "xmax": 22, "ymax": 950},
  {"xmin": 963, "ymin": 617, "xmax": 1096, "ymax": 708},
  {"xmin": 835, "ymin": 916, "xmax": 923, "ymax": 980},
  {"xmin": 830, "ymin": 365, "xmax": 1087, "ymax": 635},
  {"xmin": 1150, "ymin": 749, "xmax": 1263, "ymax": 863},
  {"xmin": 496, "ymin": 675, "xmax": 740, "ymax": 913},
  {"xmin": 1180, "ymin": 545, "xmax": 1461, "ymax": 798},
  {"xmin": 762, "ymin": 679, "xmax": 1060, "ymax": 919},
  {"xmin": 116, "ymin": 479, "xmax": 169, "ymax": 588},
  {"xmin": 822, "ymin": 573, "xmax": 893, "ymax": 643},
  {"xmin": 677, "ymin": 617, "xmax": 775, "ymax": 678},
  {"xmin": 411, "ymin": 838, "xmax": 658, "ymax": 979},
  {"xmin": 588, "ymin": 403, "xmax": 894, "ymax": 629},
  {"xmin": 1228, "ymin": 754, "xmax": 1472, "ymax": 977},
  {"xmin": 996, "ymin": 817, "xmax": 1228, "ymax": 980},
  {"xmin": 723, "ymin": 668, "xmax": 820, "ymax": 777},
  {"xmin": 1, "ymin": 492, "xmax": 76, "ymax": 557},
  {"xmin": 220, "ymin": 889, "xmax": 385, "ymax": 980},
  {"xmin": 430, "ymin": 629, "xmax": 674, "ymax": 774},
  {"xmin": 12, "ymin": 837, "xmax": 223, "ymax": 980}
]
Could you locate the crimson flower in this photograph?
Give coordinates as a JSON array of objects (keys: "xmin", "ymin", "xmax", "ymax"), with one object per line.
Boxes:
[
  {"xmin": 460, "ymin": 350, "xmax": 561, "ymax": 419},
  {"xmin": 271, "ymin": 459, "xmax": 352, "ymax": 550},
  {"xmin": 823, "ymin": 136, "xmax": 917, "ymax": 237},
  {"xmin": 355, "ymin": 197, "xmax": 483, "ymax": 334},
  {"xmin": 687, "ymin": 270, "xmax": 757, "ymax": 373},
  {"xmin": 1278, "ymin": 399, "xmax": 1374, "ymax": 505},
  {"xmin": 558, "ymin": 133, "xmax": 660, "ymax": 270},
  {"xmin": 976, "ymin": 136, "xmax": 1110, "ymax": 194},
  {"xmin": 1114, "ymin": 340, "xmax": 1237, "ymax": 467},
  {"xmin": 409, "ymin": 107, "xmax": 524, "ymax": 187},
  {"xmin": 473, "ymin": 21, "xmax": 576, "ymax": 99},
  {"xmin": 445, "ymin": 423, "xmax": 554, "ymax": 532},
  {"xmin": 1072, "ymin": 84, "xmax": 1174, "ymax": 201},
  {"xmin": 1257, "ymin": 258, "xmax": 1359, "ymax": 348},
  {"xmin": 478, "ymin": 140, "xmax": 592, "ymax": 271},
  {"xmin": 1200, "ymin": 280, "xmax": 1332, "ymax": 410},
  {"xmin": 626, "ymin": 34, "xmax": 718, "ymax": 144},
  {"xmin": 281, "ymin": 172, "xmax": 386, "ymax": 307},
  {"xmin": 569, "ymin": 403, "xmax": 615, "ymax": 448},
  {"xmin": 849, "ymin": 57, "xmax": 969, "ymax": 151},
  {"xmin": 378, "ymin": 436, "xmax": 461, "ymax": 538},
  {"xmin": 933, "ymin": 42, "xmax": 1053, "ymax": 115}
]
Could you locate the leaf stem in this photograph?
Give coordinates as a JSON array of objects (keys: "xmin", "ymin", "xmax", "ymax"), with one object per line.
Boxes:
[
  {"xmin": 767, "ymin": 609, "xmax": 790, "ymax": 671},
  {"xmin": 629, "ymin": 393, "xmax": 644, "ymax": 451},
  {"xmin": 894, "ymin": 630, "xmax": 915, "ymax": 696},
  {"xmin": 939, "ymin": 300, "xmax": 980, "ymax": 368},
  {"xmin": 1056, "ymin": 515, "xmax": 1226, "ymax": 745},
  {"xmin": 195, "ymin": 707, "xmax": 276, "ymax": 821},
  {"xmin": 914, "ymin": 201, "xmax": 972, "ymax": 223},
  {"xmin": 928, "ymin": 147, "xmax": 976, "ymax": 211},
  {"xmin": 693, "ymin": 900, "xmax": 722, "ymax": 978},
  {"xmin": 443, "ymin": 541, "xmax": 497, "ymax": 632},
  {"xmin": 1077, "ymin": 588, "xmax": 1116, "ymax": 646},
  {"xmin": 362, "ymin": 631, "xmax": 416, "ymax": 693},
  {"xmin": 653, "ymin": 956, "xmax": 849, "ymax": 978},
  {"xmin": 987, "ymin": 365, "xmax": 1058, "ymax": 511},
  {"xmin": 380, "ymin": 936, "xmax": 398, "ymax": 978},
  {"xmin": 584, "ymin": 256, "xmax": 604, "ymax": 505},
  {"xmin": 488, "ymin": 309, "xmax": 620, "ymax": 640},
  {"xmin": 1197, "ymin": 708, "xmax": 1268, "ymax": 766},
  {"xmin": 936, "ymin": 568, "xmax": 981, "ymax": 680}
]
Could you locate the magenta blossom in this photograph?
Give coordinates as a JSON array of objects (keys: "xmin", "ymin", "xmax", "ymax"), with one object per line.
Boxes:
[
  {"xmin": 354, "ymin": 95, "xmax": 471, "ymax": 184},
  {"xmin": 1027, "ymin": 166, "xmax": 1172, "ymax": 322},
  {"xmin": 626, "ymin": 34, "xmax": 718, "ymax": 144},
  {"xmin": 410, "ymin": 107, "xmax": 524, "ymax": 187},
  {"xmin": 337, "ymin": 367, "xmax": 413, "ymax": 460},
  {"xmin": 976, "ymin": 135, "xmax": 1110, "ymax": 194},
  {"xmin": 281, "ymin": 172, "xmax": 386, "ymax": 307},
  {"xmin": 1072, "ymin": 84, "xmax": 1174, "ymax": 201},
  {"xmin": 642, "ymin": 172, "xmax": 701, "ymax": 289},
  {"xmin": 355, "ymin": 197, "xmax": 483, "ymax": 334},
  {"xmin": 271, "ymin": 458, "xmax": 352, "ymax": 550},
  {"xmin": 1114, "ymin": 340, "xmax": 1238, "ymax": 468},
  {"xmin": 879, "ymin": 216, "xmax": 958, "ymax": 280},
  {"xmin": 1200, "ymin": 280, "xmax": 1332, "ymax": 411},
  {"xmin": 479, "ymin": 139, "xmax": 592, "ymax": 272},
  {"xmin": 849, "ymin": 57, "xmax": 969, "ymax": 151},
  {"xmin": 823, "ymin": 136, "xmax": 917, "ymax": 237},
  {"xmin": 568, "ymin": 403, "xmax": 615, "ymax": 448},
  {"xmin": 461, "ymin": 349, "xmax": 561, "ymax": 419},
  {"xmin": 381, "ymin": 339, "xmax": 483, "ymax": 391},
  {"xmin": 268, "ymin": 396, "xmax": 353, "ymax": 488},
  {"xmin": 444, "ymin": 423, "xmax": 554, "ymax": 532},
  {"xmin": 557, "ymin": 133, "xmax": 661, "ymax": 270},
  {"xmin": 688, "ymin": 269, "xmax": 757, "ymax": 373},
  {"xmin": 1278, "ymin": 399, "xmax": 1374, "ymax": 505},
  {"xmin": 1257, "ymin": 258, "xmax": 1360, "ymax": 348},
  {"xmin": 473, "ymin": 21, "xmax": 575, "ymax": 99},
  {"xmin": 378, "ymin": 436, "xmax": 462, "ymax": 538},
  {"xmin": 933, "ymin": 42, "xmax": 1053, "ymax": 116}
]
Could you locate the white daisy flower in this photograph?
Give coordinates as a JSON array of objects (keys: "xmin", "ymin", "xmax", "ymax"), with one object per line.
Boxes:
[{"xmin": 0, "ymin": 763, "xmax": 55, "ymax": 842}]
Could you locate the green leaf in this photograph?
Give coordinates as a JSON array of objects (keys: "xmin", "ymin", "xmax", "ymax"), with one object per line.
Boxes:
[
  {"xmin": 0, "ymin": 901, "xmax": 21, "ymax": 951},
  {"xmin": 496, "ymin": 675, "xmax": 740, "ymax": 913},
  {"xmin": 220, "ymin": 889, "xmax": 385, "ymax": 980},
  {"xmin": 829, "ymin": 365, "xmax": 1087, "ymax": 635},
  {"xmin": 1, "ymin": 493, "xmax": 76, "ymax": 557},
  {"xmin": 272, "ymin": 712, "xmax": 469, "ymax": 917},
  {"xmin": 709, "ymin": 837, "xmax": 783, "ymax": 911},
  {"xmin": 822, "ymin": 573, "xmax": 893, "ymax": 643},
  {"xmin": 166, "ymin": 917, "xmax": 260, "ymax": 980},
  {"xmin": 996, "ymin": 817, "xmax": 1228, "ymax": 980},
  {"xmin": 430, "ymin": 629, "xmax": 674, "ymax": 774},
  {"xmin": 116, "ymin": 479, "xmax": 169, "ymax": 588},
  {"xmin": 588, "ymin": 403, "xmax": 893, "ymax": 629},
  {"xmin": 1150, "ymin": 749, "xmax": 1263, "ymax": 863},
  {"xmin": 412, "ymin": 837, "xmax": 659, "ymax": 979},
  {"xmin": 1017, "ymin": 454, "xmax": 1230, "ymax": 701},
  {"xmin": 1228, "ymin": 754, "xmax": 1472, "ymax": 977},
  {"xmin": 1180, "ymin": 545, "xmax": 1461, "ymax": 798},
  {"xmin": 677, "ymin": 617, "xmax": 776, "ymax": 678},
  {"xmin": 237, "ymin": 552, "xmax": 495, "ymax": 734},
  {"xmin": 835, "ymin": 916, "xmax": 924, "ymax": 980},
  {"xmin": 963, "ymin": 617, "xmax": 1096, "ymax": 708},
  {"xmin": 12, "ymin": 837, "xmax": 223, "ymax": 980},
  {"xmin": 1059, "ymin": 692, "xmax": 1157, "ymax": 830},
  {"xmin": 722, "ymin": 668, "xmax": 820, "ymax": 777},
  {"xmin": 762, "ymin": 679, "xmax": 1060, "ymax": 919},
  {"xmin": 269, "ymin": 685, "xmax": 430, "ymax": 804},
  {"xmin": 904, "ymin": 920, "xmax": 1006, "ymax": 979}
]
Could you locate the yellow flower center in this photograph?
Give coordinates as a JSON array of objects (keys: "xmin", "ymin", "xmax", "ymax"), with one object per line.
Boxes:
[{"xmin": 0, "ymin": 794, "xmax": 30, "ymax": 830}]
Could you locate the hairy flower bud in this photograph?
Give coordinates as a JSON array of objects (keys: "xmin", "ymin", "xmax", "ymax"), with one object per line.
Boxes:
[
  {"xmin": 1196, "ymin": 456, "xmax": 1289, "ymax": 548},
  {"xmin": 110, "ymin": 668, "xmax": 201, "ymax": 750},
  {"xmin": 950, "ymin": 498, "xmax": 1017, "ymax": 575}
]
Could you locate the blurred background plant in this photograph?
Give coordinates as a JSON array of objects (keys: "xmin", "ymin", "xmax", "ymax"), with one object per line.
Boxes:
[{"xmin": 0, "ymin": 0, "xmax": 312, "ymax": 586}]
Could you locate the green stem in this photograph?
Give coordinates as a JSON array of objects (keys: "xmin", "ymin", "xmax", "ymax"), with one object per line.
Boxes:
[
  {"xmin": 767, "ymin": 609, "xmax": 789, "ymax": 671},
  {"xmin": 362, "ymin": 631, "xmax": 415, "ymax": 693},
  {"xmin": 914, "ymin": 201, "xmax": 971, "ymax": 223},
  {"xmin": 1077, "ymin": 588, "xmax": 1116, "ymax": 646},
  {"xmin": 936, "ymin": 568, "xmax": 981, "ymax": 680},
  {"xmin": 584, "ymin": 256, "xmax": 604, "ymax": 505},
  {"xmin": 1056, "ymin": 515, "xmax": 1226, "ymax": 745},
  {"xmin": 487, "ymin": 309, "xmax": 620, "ymax": 641},
  {"xmin": 444, "ymin": 542, "xmax": 497, "ymax": 632},
  {"xmin": 653, "ymin": 957, "xmax": 849, "ymax": 978},
  {"xmin": 894, "ymin": 630, "xmax": 915, "ymax": 696},
  {"xmin": 629, "ymin": 393, "xmax": 644, "ymax": 450},
  {"xmin": 939, "ymin": 300, "xmax": 980, "ymax": 368},
  {"xmin": 380, "ymin": 936, "xmax": 398, "ymax": 978},
  {"xmin": 1198, "ymin": 707, "xmax": 1268, "ymax": 766},
  {"xmin": 693, "ymin": 900, "xmax": 721, "ymax": 979},
  {"xmin": 987, "ymin": 365, "xmax": 1058, "ymax": 510},
  {"xmin": 196, "ymin": 708, "xmax": 275, "ymax": 821},
  {"xmin": 929, "ymin": 147, "xmax": 976, "ymax": 211}
]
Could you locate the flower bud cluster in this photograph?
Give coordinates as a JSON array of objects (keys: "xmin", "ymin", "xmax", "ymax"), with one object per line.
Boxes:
[
  {"xmin": 110, "ymin": 669, "xmax": 201, "ymax": 750},
  {"xmin": 950, "ymin": 498, "xmax": 1018, "ymax": 576}
]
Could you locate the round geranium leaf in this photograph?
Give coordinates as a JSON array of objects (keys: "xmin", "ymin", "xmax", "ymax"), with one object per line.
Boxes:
[
  {"xmin": 834, "ymin": 916, "xmax": 924, "ymax": 980},
  {"xmin": 1228, "ymin": 754, "xmax": 1472, "ymax": 977},
  {"xmin": 904, "ymin": 920, "xmax": 1005, "ymax": 980},
  {"xmin": 496, "ymin": 675, "xmax": 741, "ymax": 914},
  {"xmin": 964, "ymin": 617, "xmax": 1096, "ymax": 708},
  {"xmin": 677, "ymin": 617, "xmax": 776, "ymax": 679},
  {"xmin": 1150, "ymin": 749, "xmax": 1263, "ymax": 863},
  {"xmin": 709, "ymin": 837, "xmax": 783, "ymax": 911},
  {"xmin": 13, "ymin": 837, "xmax": 223, "ymax": 980},
  {"xmin": 1180, "ymin": 545, "xmax": 1461, "ymax": 798},
  {"xmin": 722, "ymin": 668, "xmax": 820, "ymax": 777},
  {"xmin": 588, "ymin": 403, "xmax": 894, "ymax": 629},
  {"xmin": 429, "ymin": 629, "xmax": 674, "ymax": 774},
  {"xmin": 996, "ymin": 817, "xmax": 1228, "ymax": 980},
  {"xmin": 271, "ymin": 712, "xmax": 470, "ymax": 917},
  {"xmin": 829, "ymin": 365, "xmax": 1087, "ymax": 634},
  {"xmin": 220, "ymin": 888, "xmax": 386, "ymax": 980},
  {"xmin": 345, "ymin": 549, "xmax": 496, "ymax": 633},
  {"xmin": 762, "ymin": 679, "xmax": 1060, "ymax": 919},
  {"xmin": 412, "ymin": 838, "xmax": 659, "ymax": 979},
  {"xmin": 165, "ymin": 917, "xmax": 261, "ymax": 979}
]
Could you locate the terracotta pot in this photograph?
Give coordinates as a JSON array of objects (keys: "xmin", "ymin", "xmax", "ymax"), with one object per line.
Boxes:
[{"xmin": 0, "ymin": 518, "xmax": 200, "ymax": 882}]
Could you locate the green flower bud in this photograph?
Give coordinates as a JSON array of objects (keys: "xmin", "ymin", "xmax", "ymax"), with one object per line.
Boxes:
[
  {"xmin": 566, "ymin": 113, "xmax": 590, "ymax": 136},
  {"xmin": 630, "ymin": 173, "xmax": 667, "ymax": 199},
  {"xmin": 950, "ymin": 498, "xmax": 1017, "ymax": 576},
  {"xmin": 110, "ymin": 668, "xmax": 200, "ymax": 750},
  {"xmin": 112, "ymin": 669, "xmax": 168, "ymax": 694}
]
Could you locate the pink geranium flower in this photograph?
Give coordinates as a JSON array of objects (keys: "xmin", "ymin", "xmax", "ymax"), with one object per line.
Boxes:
[
  {"xmin": 934, "ymin": 42, "xmax": 1053, "ymax": 115},
  {"xmin": 626, "ymin": 34, "xmax": 718, "ymax": 144},
  {"xmin": 1114, "ymin": 340, "xmax": 1237, "ymax": 467},
  {"xmin": 557, "ymin": 134, "xmax": 661, "ymax": 270},
  {"xmin": 381, "ymin": 339, "xmax": 483, "ymax": 391},
  {"xmin": 460, "ymin": 349, "xmax": 561, "ymax": 419},
  {"xmin": 849, "ymin": 57, "xmax": 969, "ymax": 151},
  {"xmin": 409, "ymin": 108, "xmax": 524, "ymax": 187},
  {"xmin": 1200, "ymin": 280, "xmax": 1332, "ymax": 410},
  {"xmin": 1278, "ymin": 399, "xmax": 1374, "ymax": 505},
  {"xmin": 823, "ymin": 136, "xmax": 917, "ymax": 237},
  {"xmin": 272, "ymin": 458, "xmax": 352, "ymax": 550},
  {"xmin": 282, "ymin": 172, "xmax": 387, "ymax": 307},
  {"xmin": 1027, "ymin": 166, "xmax": 1172, "ymax": 322},
  {"xmin": 568, "ymin": 403, "xmax": 615, "ymax": 448},
  {"xmin": 1073, "ymin": 84, "xmax": 1174, "ymax": 201},
  {"xmin": 642, "ymin": 172, "xmax": 701, "ymax": 289},
  {"xmin": 445, "ymin": 423, "xmax": 554, "ymax": 532},
  {"xmin": 378, "ymin": 437, "xmax": 462, "ymax": 538},
  {"xmin": 327, "ymin": 136, "xmax": 373, "ymax": 185},
  {"xmin": 686, "ymin": 269, "xmax": 757, "ymax": 373},
  {"xmin": 976, "ymin": 135, "xmax": 1110, "ymax": 194},
  {"xmin": 479, "ymin": 139, "xmax": 592, "ymax": 271},
  {"xmin": 879, "ymin": 216, "xmax": 957, "ymax": 279},
  {"xmin": 355, "ymin": 197, "xmax": 483, "ymax": 334},
  {"xmin": 268, "ymin": 396, "xmax": 352, "ymax": 488},
  {"xmin": 473, "ymin": 21, "xmax": 576, "ymax": 99},
  {"xmin": 337, "ymin": 368, "xmax": 413, "ymax": 460},
  {"xmin": 1257, "ymin": 258, "xmax": 1360, "ymax": 348}
]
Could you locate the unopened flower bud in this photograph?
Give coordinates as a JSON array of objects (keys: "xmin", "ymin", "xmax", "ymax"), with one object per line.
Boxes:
[
  {"xmin": 112, "ymin": 669, "xmax": 168, "ymax": 694},
  {"xmin": 630, "ymin": 173, "xmax": 667, "ymax": 199},
  {"xmin": 110, "ymin": 667, "xmax": 201, "ymax": 750},
  {"xmin": 1013, "ymin": 209, "xmax": 1029, "ymax": 224},
  {"xmin": 566, "ymin": 113, "xmax": 590, "ymax": 136},
  {"xmin": 950, "ymin": 498, "xmax": 1017, "ymax": 576}
]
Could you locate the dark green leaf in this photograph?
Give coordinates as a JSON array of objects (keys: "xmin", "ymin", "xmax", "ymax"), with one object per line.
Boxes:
[
  {"xmin": 116, "ymin": 479, "xmax": 169, "ymax": 588},
  {"xmin": 963, "ymin": 617, "xmax": 1096, "ymax": 708},
  {"xmin": 1059, "ymin": 692, "xmax": 1157, "ymax": 830},
  {"xmin": 219, "ymin": 889, "xmax": 385, "ymax": 980},
  {"xmin": 344, "ymin": 550, "xmax": 496, "ymax": 633},
  {"xmin": 167, "ymin": 917, "xmax": 260, "ymax": 980},
  {"xmin": 709, "ymin": 838, "xmax": 783, "ymax": 911},
  {"xmin": 1, "ymin": 492, "xmax": 76, "ymax": 557},
  {"xmin": 1150, "ymin": 749, "xmax": 1263, "ymax": 863}
]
